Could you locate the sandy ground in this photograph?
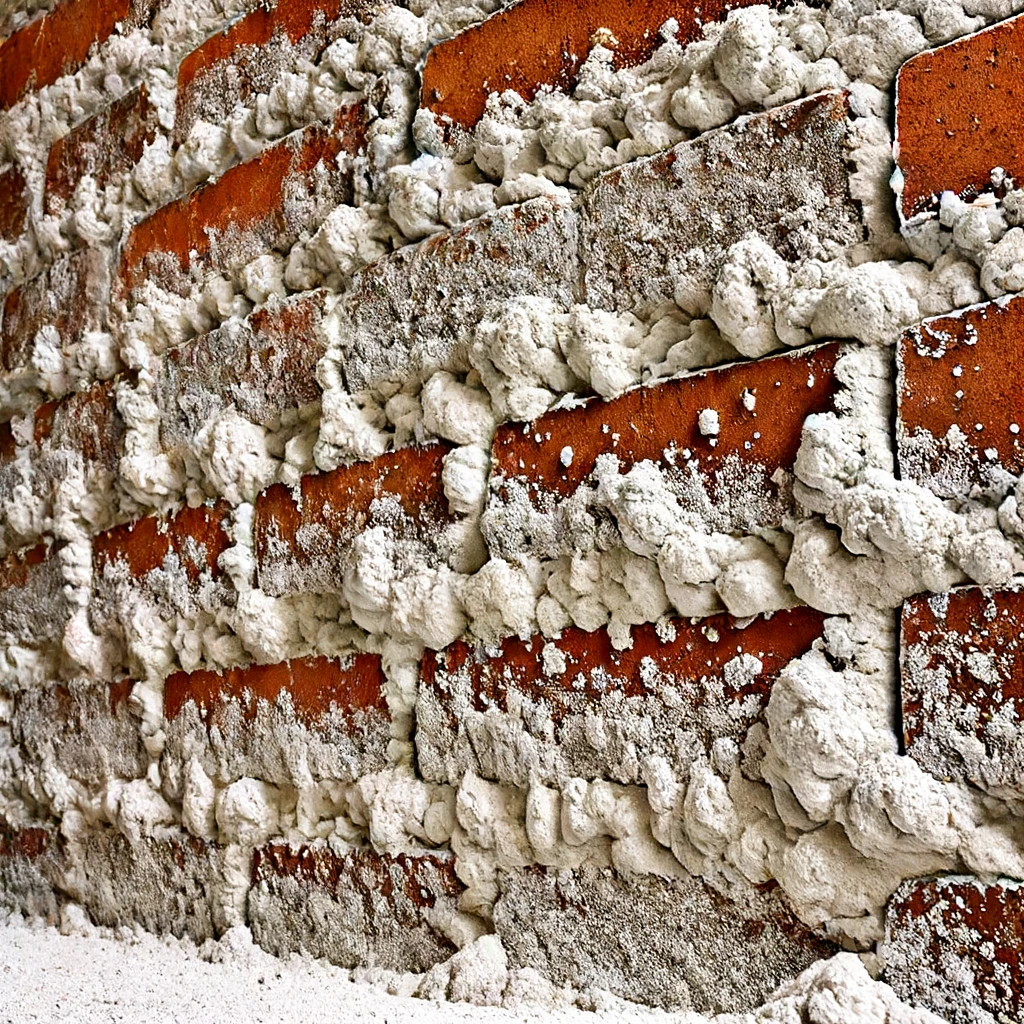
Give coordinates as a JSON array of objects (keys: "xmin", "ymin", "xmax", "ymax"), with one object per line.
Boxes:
[{"xmin": 0, "ymin": 917, "xmax": 616, "ymax": 1024}]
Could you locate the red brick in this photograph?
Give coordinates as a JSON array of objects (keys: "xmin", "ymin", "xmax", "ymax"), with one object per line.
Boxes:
[
  {"xmin": 254, "ymin": 442, "xmax": 453, "ymax": 597},
  {"xmin": 883, "ymin": 876, "xmax": 1024, "ymax": 1023},
  {"xmin": 1, "ymin": 248, "xmax": 110, "ymax": 377},
  {"xmin": 418, "ymin": 606, "xmax": 826, "ymax": 786},
  {"xmin": 900, "ymin": 586, "xmax": 1024, "ymax": 793},
  {"xmin": 93, "ymin": 501, "xmax": 231, "ymax": 583},
  {"xmin": 897, "ymin": 296, "xmax": 1024, "ymax": 500},
  {"xmin": 895, "ymin": 14, "xmax": 1024, "ymax": 220},
  {"xmin": 249, "ymin": 844, "xmax": 464, "ymax": 971},
  {"xmin": 581, "ymin": 92, "xmax": 863, "ymax": 318},
  {"xmin": 486, "ymin": 344, "xmax": 841, "ymax": 558},
  {"xmin": 13, "ymin": 678, "xmax": 146, "ymax": 786},
  {"xmin": 44, "ymin": 84, "xmax": 158, "ymax": 215},
  {"xmin": 0, "ymin": 0, "xmax": 157, "ymax": 111},
  {"xmin": 175, "ymin": 0, "xmax": 376, "ymax": 142},
  {"xmin": 0, "ymin": 818, "xmax": 59, "ymax": 921},
  {"xmin": 0, "ymin": 541, "xmax": 69, "ymax": 646},
  {"xmin": 344, "ymin": 197, "xmax": 578, "ymax": 391},
  {"xmin": 156, "ymin": 290, "xmax": 327, "ymax": 454},
  {"xmin": 495, "ymin": 867, "xmax": 837, "ymax": 1012},
  {"xmin": 420, "ymin": 0, "xmax": 765, "ymax": 133},
  {"xmin": 0, "ymin": 163, "xmax": 29, "ymax": 242},
  {"xmin": 118, "ymin": 105, "xmax": 363, "ymax": 301}
]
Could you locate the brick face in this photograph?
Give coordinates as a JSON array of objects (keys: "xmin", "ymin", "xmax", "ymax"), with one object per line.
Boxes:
[
  {"xmin": 0, "ymin": 0, "xmax": 157, "ymax": 111},
  {"xmin": 162, "ymin": 653, "xmax": 390, "ymax": 785},
  {"xmin": 883, "ymin": 876, "xmax": 1024, "ymax": 1024},
  {"xmin": 254, "ymin": 443, "xmax": 453, "ymax": 597},
  {"xmin": 897, "ymin": 296, "xmax": 1024, "ymax": 500},
  {"xmin": 420, "ymin": 0, "xmax": 765, "ymax": 132},
  {"xmin": 249, "ymin": 844, "xmax": 464, "ymax": 971},
  {"xmin": 0, "ymin": 542, "xmax": 69, "ymax": 646},
  {"xmin": 900, "ymin": 587, "xmax": 1024, "ymax": 795},
  {"xmin": 895, "ymin": 14, "xmax": 1024, "ymax": 219},
  {"xmin": 44, "ymin": 84, "xmax": 159, "ymax": 215},
  {"xmin": 418, "ymin": 606, "xmax": 826, "ymax": 786},
  {"xmin": 580, "ymin": 92, "xmax": 863, "ymax": 318},
  {"xmin": 486, "ymin": 344, "xmax": 841, "ymax": 558},
  {"xmin": 0, "ymin": 163, "xmax": 30, "ymax": 242},
  {"xmin": 0, "ymin": 819, "xmax": 59, "ymax": 922}
]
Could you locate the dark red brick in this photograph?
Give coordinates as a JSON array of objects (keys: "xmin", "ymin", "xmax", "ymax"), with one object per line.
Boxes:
[
  {"xmin": 254, "ymin": 443, "xmax": 453, "ymax": 597},
  {"xmin": 897, "ymin": 296, "xmax": 1024, "ymax": 500},
  {"xmin": 0, "ymin": 817, "xmax": 59, "ymax": 921},
  {"xmin": 45, "ymin": 84, "xmax": 158, "ymax": 215},
  {"xmin": 895, "ymin": 14, "xmax": 1024, "ymax": 219},
  {"xmin": 0, "ymin": 0, "xmax": 157, "ymax": 111},
  {"xmin": 0, "ymin": 163, "xmax": 29, "ymax": 242},
  {"xmin": 883, "ymin": 876, "xmax": 1024, "ymax": 1023}
]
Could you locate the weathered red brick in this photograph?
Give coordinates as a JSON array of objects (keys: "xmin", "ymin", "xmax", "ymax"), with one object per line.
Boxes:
[
  {"xmin": 162, "ymin": 653, "xmax": 390, "ymax": 784},
  {"xmin": 580, "ymin": 92, "xmax": 863, "ymax": 318},
  {"xmin": 418, "ymin": 606, "xmax": 826, "ymax": 786},
  {"xmin": 13, "ymin": 678, "xmax": 146, "ymax": 786},
  {"xmin": 1, "ymin": 248, "xmax": 110, "ymax": 378},
  {"xmin": 883, "ymin": 875, "xmax": 1024, "ymax": 1023},
  {"xmin": 897, "ymin": 296, "xmax": 1024, "ymax": 500},
  {"xmin": 895, "ymin": 14, "xmax": 1024, "ymax": 220},
  {"xmin": 420, "ymin": 0, "xmax": 766, "ymax": 132},
  {"xmin": 0, "ymin": 817, "xmax": 59, "ymax": 921},
  {"xmin": 249, "ymin": 844, "xmax": 464, "ymax": 971},
  {"xmin": 495, "ymin": 867, "xmax": 837, "ymax": 1012},
  {"xmin": 0, "ymin": 0, "xmax": 157, "ymax": 111},
  {"xmin": 93, "ymin": 501, "xmax": 231, "ymax": 583},
  {"xmin": 254, "ymin": 443, "xmax": 453, "ymax": 597},
  {"xmin": 175, "ymin": 0, "xmax": 376, "ymax": 142},
  {"xmin": 44, "ymin": 84, "xmax": 158, "ymax": 215},
  {"xmin": 0, "ymin": 541, "xmax": 69, "ymax": 646},
  {"xmin": 41, "ymin": 378, "xmax": 123, "ymax": 470},
  {"xmin": 156, "ymin": 290, "xmax": 327, "ymax": 455},
  {"xmin": 0, "ymin": 163, "xmax": 29, "ymax": 242},
  {"xmin": 901, "ymin": 586, "xmax": 1024, "ymax": 794},
  {"xmin": 118, "ymin": 105, "xmax": 363, "ymax": 301},
  {"xmin": 486, "ymin": 344, "xmax": 841, "ymax": 559},
  {"xmin": 344, "ymin": 197, "xmax": 578, "ymax": 391}
]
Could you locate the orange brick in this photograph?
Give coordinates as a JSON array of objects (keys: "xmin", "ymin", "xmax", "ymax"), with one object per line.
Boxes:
[
  {"xmin": 175, "ymin": 0, "xmax": 375, "ymax": 142},
  {"xmin": 420, "ymin": 0, "xmax": 766, "ymax": 132},
  {"xmin": 0, "ymin": 541, "xmax": 68, "ymax": 646},
  {"xmin": 0, "ymin": 163, "xmax": 29, "ymax": 242},
  {"xmin": 418, "ymin": 606, "xmax": 826, "ymax": 785},
  {"xmin": 118, "ymin": 106, "xmax": 363, "ymax": 300},
  {"xmin": 156, "ymin": 291, "xmax": 327, "ymax": 454},
  {"xmin": 897, "ymin": 296, "xmax": 1024, "ymax": 500},
  {"xmin": 883, "ymin": 876, "xmax": 1024, "ymax": 1023},
  {"xmin": 250, "ymin": 844, "xmax": 463, "ymax": 971},
  {"xmin": 45, "ymin": 84, "xmax": 158, "ymax": 215},
  {"xmin": 1, "ymin": 249, "xmax": 110, "ymax": 378},
  {"xmin": 0, "ymin": 0, "xmax": 157, "ymax": 111},
  {"xmin": 254, "ymin": 443, "xmax": 453, "ymax": 597},
  {"xmin": 901, "ymin": 587, "xmax": 1024, "ymax": 793},
  {"xmin": 486, "ymin": 344, "xmax": 841, "ymax": 558},
  {"xmin": 93, "ymin": 501, "xmax": 231, "ymax": 583},
  {"xmin": 895, "ymin": 14, "xmax": 1024, "ymax": 219},
  {"xmin": 581, "ymin": 92, "xmax": 862, "ymax": 318}
]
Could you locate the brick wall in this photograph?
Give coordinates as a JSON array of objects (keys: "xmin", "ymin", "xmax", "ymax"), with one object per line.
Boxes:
[{"xmin": 2, "ymin": 0, "xmax": 1024, "ymax": 1017}]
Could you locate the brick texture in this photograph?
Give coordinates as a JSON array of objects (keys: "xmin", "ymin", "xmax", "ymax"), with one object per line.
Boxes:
[
  {"xmin": 485, "ymin": 344, "xmax": 841, "ymax": 559},
  {"xmin": 343, "ymin": 197, "xmax": 578, "ymax": 392},
  {"xmin": 495, "ymin": 867, "xmax": 837, "ymax": 1012},
  {"xmin": 580, "ymin": 92, "xmax": 863, "ymax": 318},
  {"xmin": 418, "ymin": 606, "xmax": 826, "ymax": 786},
  {"xmin": 0, "ymin": 542, "xmax": 69, "ymax": 647},
  {"xmin": 0, "ymin": 819, "xmax": 59, "ymax": 921},
  {"xmin": 895, "ymin": 14, "xmax": 1024, "ymax": 219},
  {"xmin": 118, "ymin": 105, "xmax": 364, "ymax": 301},
  {"xmin": 883, "ymin": 875, "xmax": 1024, "ymax": 1024},
  {"xmin": 0, "ymin": 0, "xmax": 157, "ymax": 111},
  {"xmin": 44, "ymin": 84, "xmax": 159, "ymax": 215},
  {"xmin": 162, "ymin": 653, "xmax": 390, "ymax": 785},
  {"xmin": 0, "ymin": 163, "xmax": 30, "ymax": 242},
  {"xmin": 897, "ymin": 296, "xmax": 1024, "ymax": 500},
  {"xmin": 249, "ymin": 844, "xmax": 463, "ymax": 971},
  {"xmin": 254, "ymin": 442, "xmax": 453, "ymax": 597},
  {"xmin": 420, "ymin": 0, "xmax": 764, "ymax": 132},
  {"xmin": 901, "ymin": 586, "xmax": 1024, "ymax": 796}
]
